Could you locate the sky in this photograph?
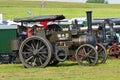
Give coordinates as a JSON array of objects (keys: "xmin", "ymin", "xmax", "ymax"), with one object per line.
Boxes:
[
  {"xmin": 108, "ymin": 0, "xmax": 120, "ymax": 4},
  {"xmin": 43, "ymin": 0, "xmax": 120, "ymax": 4}
]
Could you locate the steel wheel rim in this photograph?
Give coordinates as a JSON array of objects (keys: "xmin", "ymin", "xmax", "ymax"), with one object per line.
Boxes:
[
  {"xmin": 96, "ymin": 43, "xmax": 108, "ymax": 64},
  {"xmin": 75, "ymin": 44, "xmax": 98, "ymax": 66},
  {"xmin": 19, "ymin": 36, "xmax": 52, "ymax": 68}
]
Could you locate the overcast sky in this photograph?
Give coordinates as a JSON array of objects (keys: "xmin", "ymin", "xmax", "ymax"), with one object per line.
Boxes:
[
  {"xmin": 107, "ymin": 0, "xmax": 120, "ymax": 4},
  {"xmin": 44, "ymin": 0, "xmax": 120, "ymax": 4}
]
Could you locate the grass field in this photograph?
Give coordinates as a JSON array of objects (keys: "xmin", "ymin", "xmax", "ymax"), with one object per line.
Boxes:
[
  {"xmin": 0, "ymin": 0, "xmax": 120, "ymax": 19},
  {"xmin": 1, "ymin": 59, "xmax": 120, "ymax": 80},
  {"xmin": 1, "ymin": 0, "xmax": 120, "ymax": 80}
]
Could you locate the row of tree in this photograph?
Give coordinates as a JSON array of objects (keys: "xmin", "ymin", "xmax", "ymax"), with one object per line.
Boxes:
[{"xmin": 86, "ymin": 0, "xmax": 108, "ymax": 4}]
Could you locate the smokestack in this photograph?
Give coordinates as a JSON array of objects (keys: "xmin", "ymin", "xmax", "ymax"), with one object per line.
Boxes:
[
  {"xmin": 86, "ymin": 11, "xmax": 97, "ymax": 46},
  {"xmin": 86, "ymin": 11, "xmax": 92, "ymax": 33}
]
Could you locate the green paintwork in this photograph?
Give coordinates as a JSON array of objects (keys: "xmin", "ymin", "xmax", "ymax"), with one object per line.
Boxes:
[{"xmin": 0, "ymin": 29, "xmax": 17, "ymax": 54}]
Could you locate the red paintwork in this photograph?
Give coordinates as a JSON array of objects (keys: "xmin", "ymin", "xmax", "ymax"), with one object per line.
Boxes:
[
  {"xmin": 40, "ymin": 20, "xmax": 55, "ymax": 29},
  {"xmin": 109, "ymin": 43, "xmax": 120, "ymax": 59}
]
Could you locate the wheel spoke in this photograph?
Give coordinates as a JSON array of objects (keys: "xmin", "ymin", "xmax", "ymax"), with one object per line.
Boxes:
[
  {"xmin": 78, "ymin": 56, "xmax": 85, "ymax": 61},
  {"xmin": 25, "ymin": 44, "xmax": 33, "ymax": 50},
  {"xmin": 33, "ymin": 58, "xmax": 37, "ymax": 66},
  {"xmin": 98, "ymin": 48, "xmax": 102, "ymax": 54},
  {"xmin": 38, "ymin": 52, "xmax": 47, "ymax": 54},
  {"xmin": 88, "ymin": 55, "xmax": 96, "ymax": 59},
  {"xmin": 31, "ymin": 43, "xmax": 35, "ymax": 50},
  {"xmin": 36, "ymin": 42, "xmax": 39, "ymax": 49},
  {"xmin": 38, "ymin": 54, "xmax": 46, "ymax": 61},
  {"xmin": 32, "ymin": 39, "xmax": 36, "ymax": 47},
  {"xmin": 39, "ymin": 41, "xmax": 42, "ymax": 47},
  {"xmin": 39, "ymin": 57, "xmax": 43, "ymax": 65},
  {"xmin": 41, "ymin": 53, "xmax": 48, "ymax": 59},
  {"xmin": 38, "ymin": 45, "xmax": 45, "ymax": 52},
  {"xmin": 87, "ymin": 49, "xmax": 93, "ymax": 55},
  {"xmin": 25, "ymin": 56, "xmax": 34, "ymax": 63},
  {"xmin": 86, "ymin": 58, "xmax": 91, "ymax": 64},
  {"xmin": 27, "ymin": 48, "xmax": 33, "ymax": 52},
  {"xmin": 87, "ymin": 57, "xmax": 95, "ymax": 64},
  {"xmin": 78, "ymin": 52, "xmax": 85, "ymax": 59},
  {"xmin": 22, "ymin": 52, "xmax": 32, "ymax": 54},
  {"xmin": 83, "ymin": 47, "xmax": 87, "ymax": 54},
  {"xmin": 98, "ymin": 50, "xmax": 105, "ymax": 58}
]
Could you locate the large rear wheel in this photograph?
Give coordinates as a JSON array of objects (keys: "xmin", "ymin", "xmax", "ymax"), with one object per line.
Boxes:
[{"xmin": 19, "ymin": 36, "xmax": 53, "ymax": 68}]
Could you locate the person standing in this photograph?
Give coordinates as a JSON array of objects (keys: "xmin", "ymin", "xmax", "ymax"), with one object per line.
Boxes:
[{"xmin": 41, "ymin": 1, "xmax": 45, "ymax": 8}]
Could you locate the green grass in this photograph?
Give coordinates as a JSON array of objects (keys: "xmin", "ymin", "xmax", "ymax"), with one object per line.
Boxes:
[
  {"xmin": 1, "ymin": 1, "xmax": 120, "ymax": 80},
  {"xmin": 1, "ymin": 7, "xmax": 120, "ymax": 20},
  {"xmin": 0, "ymin": 0, "xmax": 120, "ymax": 19},
  {"xmin": 0, "ymin": 59, "xmax": 120, "ymax": 80}
]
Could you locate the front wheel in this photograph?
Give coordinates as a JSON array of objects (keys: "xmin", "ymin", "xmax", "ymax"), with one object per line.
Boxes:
[{"xmin": 75, "ymin": 44, "xmax": 98, "ymax": 66}]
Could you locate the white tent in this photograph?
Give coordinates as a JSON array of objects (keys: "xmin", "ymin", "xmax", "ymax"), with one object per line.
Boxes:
[{"xmin": 0, "ymin": 14, "xmax": 3, "ymax": 24}]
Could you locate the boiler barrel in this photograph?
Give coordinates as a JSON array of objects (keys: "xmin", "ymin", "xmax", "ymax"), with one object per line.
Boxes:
[{"xmin": 72, "ymin": 35, "xmax": 87, "ymax": 46}]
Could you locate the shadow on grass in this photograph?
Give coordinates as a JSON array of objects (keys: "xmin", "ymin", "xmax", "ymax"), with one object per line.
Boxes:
[
  {"xmin": 48, "ymin": 61, "xmax": 78, "ymax": 67},
  {"xmin": 15, "ymin": 61, "xmax": 79, "ymax": 68},
  {"xmin": 58, "ymin": 63, "xmax": 78, "ymax": 67}
]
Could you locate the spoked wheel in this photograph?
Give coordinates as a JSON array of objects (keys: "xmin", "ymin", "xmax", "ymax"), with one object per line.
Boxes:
[
  {"xmin": 96, "ymin": 43, "xmax": 108, "ymax": 64},
  {"xmin": 75, "ymin": 44, "xmax": 98, "ymax": 66},
  {"xmin": 109, "ymin": 43, "xmax": 120, "ymax": 59},
  {"xmin": 19, "ymin": 36, "xmax": 53, "ymax": 68}
]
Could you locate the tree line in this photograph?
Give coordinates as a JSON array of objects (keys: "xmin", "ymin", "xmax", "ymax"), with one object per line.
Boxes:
[{"xmin": 86, "ymin": 0, "xmax": 108, "ymax": 4}]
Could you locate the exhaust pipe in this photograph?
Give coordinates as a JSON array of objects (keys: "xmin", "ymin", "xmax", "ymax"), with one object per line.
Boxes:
[
  {"xmin": 87, "ymin": 11, "xmax": 92, "ymax": 33},
  {"xmin": 86, "ymin": 11, "xmax": 96, "ymax": 46}
]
